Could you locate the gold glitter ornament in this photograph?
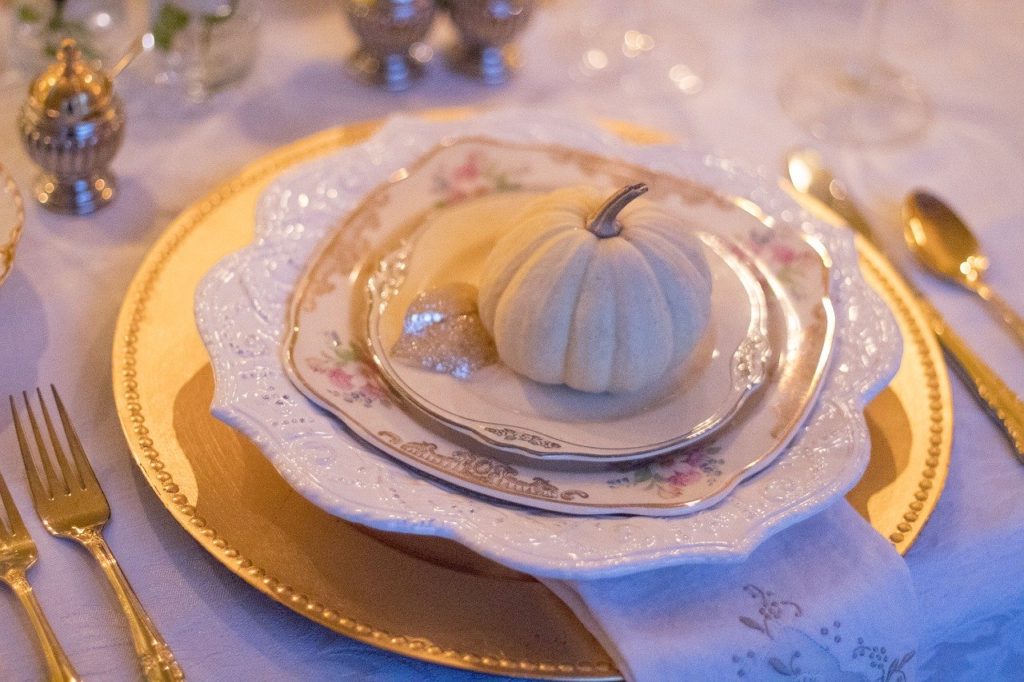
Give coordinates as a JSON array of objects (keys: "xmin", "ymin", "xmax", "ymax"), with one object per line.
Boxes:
[{"xmin": 392, "ymin": 282, "xmax": 498, "ymax": 378}]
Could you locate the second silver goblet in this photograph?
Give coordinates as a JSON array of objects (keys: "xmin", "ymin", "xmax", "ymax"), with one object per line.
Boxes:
[
  {"xmin": 446, "ymin": 0, "xmax": 533, "ymax": 85},
  {"xmin": 342, "ymin": 0, "xmax": 437, "ymax": 91}
]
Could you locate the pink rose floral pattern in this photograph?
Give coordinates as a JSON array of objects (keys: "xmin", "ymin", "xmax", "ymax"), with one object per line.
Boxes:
[
  {"xmin": 305, "ymin": 332, "xmax": 392, "ymax": 408},
  {"xmin": 607, "ymin": 445, "xmax": 724, "ymax": 498},
  {"xmin": 432, "ymin": 150, "xmax": 525, "ymax": 206},
  {"xmin": 740, "ymin": 228, "xmax": 821, "ymax": 297}
]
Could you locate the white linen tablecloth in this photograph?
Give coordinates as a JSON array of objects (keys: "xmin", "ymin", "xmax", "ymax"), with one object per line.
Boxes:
[{"xmin": 0, "ymin": 1, "xmax": 1022, "ymax": 680}]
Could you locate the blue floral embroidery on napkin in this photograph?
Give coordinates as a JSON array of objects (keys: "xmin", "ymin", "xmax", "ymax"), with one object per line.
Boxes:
[{"xmin": 732, "ymin": 585, "xmax": 915, "ymax": 681}]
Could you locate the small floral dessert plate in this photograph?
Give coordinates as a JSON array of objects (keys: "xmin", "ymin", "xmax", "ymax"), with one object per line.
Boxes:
[
  {"xmin": 366, "ymin": 191, "xmax": 772, "ymax": 463},
  {"xmin": 282, "ymin": 138, "xmax": 834, "ymax": 517},
  {"xmin": 196, "ymin": 112, "xmax": 899, "ymax": 577}
]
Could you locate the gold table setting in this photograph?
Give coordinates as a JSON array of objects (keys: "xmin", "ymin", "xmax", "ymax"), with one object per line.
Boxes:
[{"xmin": 0, "ymin": 1, "xmax": 1022, "ymax": 680}]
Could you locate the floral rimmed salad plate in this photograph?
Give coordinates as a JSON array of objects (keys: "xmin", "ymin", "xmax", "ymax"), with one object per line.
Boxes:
[
  {"xmin": 287, "ymin": 138, "xmax": 831, "ymax": 514},
  {"xmin": 0, "ymin": 162, "xmax": 24, "ymax": 288},
  {"xmin": 366, "ymin": 189, "xmax": 772, "ymax": 463},
  {"xmin": 195, "ymin": 112, "xmax": 899, "ymax": 578}
]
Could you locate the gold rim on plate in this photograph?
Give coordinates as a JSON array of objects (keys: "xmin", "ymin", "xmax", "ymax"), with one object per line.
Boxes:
[
  {"xmin": 0, "ymin": 161, "xmax": 25, "ymax": 287},
  {"xmin": 111, "ymin": 113, "xmax": 952, "ymax": 680}
]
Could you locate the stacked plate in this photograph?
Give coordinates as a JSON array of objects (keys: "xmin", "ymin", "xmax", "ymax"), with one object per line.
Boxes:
[{"xmin": 195, "ymin": 112, "xmax": 900, "ymax": 579}]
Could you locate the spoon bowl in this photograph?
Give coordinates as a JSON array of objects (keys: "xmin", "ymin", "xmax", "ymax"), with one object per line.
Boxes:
[
  {"xmin": 902, "ymin": 191, "xmax": 987, "ymax": 284},
  {"xmin": 903, "ymin": 190, "xmax": 1024, "ymax": 348}
]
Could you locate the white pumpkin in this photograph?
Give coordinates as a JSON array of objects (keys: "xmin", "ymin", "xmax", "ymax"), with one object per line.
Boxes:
[{"xmin": 478, "ymin": 183, "xmax": 713, "ymax": 394}]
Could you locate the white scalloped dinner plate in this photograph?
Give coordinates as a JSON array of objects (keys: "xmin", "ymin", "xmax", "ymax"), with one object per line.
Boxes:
[
  {"xmin": 195, "ymin": 112, "xmax": 900, "ymax": 578},
  {"xmin": 366, "ymin": 192, "xmax": 772, "ymax": 462},
  {"xmin": 280, "ymin": 140, "xmax": 829, "ymax": 513}
]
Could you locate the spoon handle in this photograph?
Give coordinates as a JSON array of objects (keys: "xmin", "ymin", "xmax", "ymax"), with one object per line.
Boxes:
[
  {"xmin": 918, "ymin": 298, "xmax": 1024, "ymax": 463},
  {"xmin": 971, "ymin": 281, "xmax": 1024, "ymax": 351},
  {"xmin": 107, "ymin": 33, "xmax": 154, "ymax": 81}
]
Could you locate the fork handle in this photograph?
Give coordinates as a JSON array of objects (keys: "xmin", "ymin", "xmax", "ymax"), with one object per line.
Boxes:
[
  {"xmin": 5, "ymin": 570, "xmax": 81, "ymax": 682},
  {"xmin": 78, "ymin": 531, "xmax": 184, "ymax": 681}
]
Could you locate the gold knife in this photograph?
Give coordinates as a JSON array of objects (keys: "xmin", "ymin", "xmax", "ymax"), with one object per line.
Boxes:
[{"xmin": 784, "ymin": 149, "xmax": 1024, "ymax": 463}]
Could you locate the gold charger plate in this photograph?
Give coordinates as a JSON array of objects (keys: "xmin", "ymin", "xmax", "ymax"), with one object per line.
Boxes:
[{"xmin": 111, "ymin": 113, "xmax": 952, "ymax": 680}]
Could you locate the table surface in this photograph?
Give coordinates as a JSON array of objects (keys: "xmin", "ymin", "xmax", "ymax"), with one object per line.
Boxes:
[{"xmin": 1, "ymin": 1, "xmax": 1023, "ymax": 680}]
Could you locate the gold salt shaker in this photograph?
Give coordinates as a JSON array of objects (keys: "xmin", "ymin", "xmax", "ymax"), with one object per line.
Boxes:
[{"xmin": 18, "ymin": 38, "xmax": 125, "ymax": 215}]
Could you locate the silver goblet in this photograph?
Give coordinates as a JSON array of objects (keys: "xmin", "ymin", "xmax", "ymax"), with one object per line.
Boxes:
[
  {"xmin": 341, "ymin": 0, "xmax": 437, "ymax": 91},
  {"xmin": 446, "ymin": 0, "xmax": 533, "ymax": 85}
]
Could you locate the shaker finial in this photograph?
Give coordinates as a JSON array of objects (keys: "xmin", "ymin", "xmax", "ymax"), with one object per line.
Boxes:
[{"xmin": 57, "ymin": 38, "xmax": 82, "ymax": 79}]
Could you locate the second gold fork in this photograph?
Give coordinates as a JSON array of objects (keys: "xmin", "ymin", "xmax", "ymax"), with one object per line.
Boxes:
[
  {"xmin": 0, "ymin": 455, "xmax": 79, "ymax": 682},
  {"xmin": 11, "ymin": 387, "xmax": 184, "ymax": 682}
]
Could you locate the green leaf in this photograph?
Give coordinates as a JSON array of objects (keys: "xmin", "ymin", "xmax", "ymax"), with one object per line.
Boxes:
[
  {"xmin": 42, "ymin": 19, "xmax": 99, "ymax": 61},
  {"xmin": 151, "ymin": 3, "xmax": 191, "ymax": 51},
  {"xmin": 17, "ymin": 4, "xmax": 42, "ymax": 23}
]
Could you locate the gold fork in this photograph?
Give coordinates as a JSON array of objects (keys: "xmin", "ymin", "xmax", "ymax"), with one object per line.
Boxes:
[
  {"xmin": 0, "ymin": 454, "xmax": 80, "ymax": 681},
  {"xmin": 11, "ymin": 387, "xmax": 184, "ymax": 681}
]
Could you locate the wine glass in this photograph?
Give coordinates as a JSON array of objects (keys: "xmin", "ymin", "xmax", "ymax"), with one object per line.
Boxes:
[
  {"xmin": 7, "ymin": 0, "xmax": 140, "ymax": 74},
  {"xmin": 778, "ymin": 0, "xmax": 931, "ymax": 146},
  {"xmin": 149, "ymin": 0, "xmax": 261, "ymax": 101},
  {"xmin": 549, "ymin": 1, "xmax": 710, "ymax": 133}
]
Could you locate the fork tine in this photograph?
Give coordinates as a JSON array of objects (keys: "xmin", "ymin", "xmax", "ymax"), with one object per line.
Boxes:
[
  {"xmin": 22, "ymin": 391, "xmax": 68, "ymax": 498},
  {"xmin": 0, "ymin": 458, "xmax": 29, "ymax": 541},
  {"xmin": 0, "ymin": 466, "xmax": 15, "ymax": 541},
  {"xmin": 50, "ymin": 385, "xmax": 98, "ymax": 491},
  {"xmin": 10, "ymin": 394, "xmax": 49, "ymax": 505},
  {"xmin": 37, "ymin": 387, "xmax": 83, "ymax": 491}
]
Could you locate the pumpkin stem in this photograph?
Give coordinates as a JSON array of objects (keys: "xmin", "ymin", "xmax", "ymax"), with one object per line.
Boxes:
[{"xmin": 586, "ymin": 183, "xmax": 649, "ymax": 238}]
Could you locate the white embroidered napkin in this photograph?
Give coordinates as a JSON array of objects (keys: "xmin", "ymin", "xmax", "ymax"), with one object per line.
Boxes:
[{"xmin": 543, "ymin": 502, "xmax": 919, "ymax": 682}]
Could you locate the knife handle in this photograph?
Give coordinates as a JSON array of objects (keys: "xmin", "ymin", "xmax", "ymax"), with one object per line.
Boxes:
[{"xmin": 918, "ymin": 297, "xmax": 1024, "ymax": 462}]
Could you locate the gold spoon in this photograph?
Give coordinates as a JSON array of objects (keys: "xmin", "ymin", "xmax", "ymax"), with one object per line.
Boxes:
[{"xmin": 903, "ymin": 190, "xmax": 1024, "ymax": 349}]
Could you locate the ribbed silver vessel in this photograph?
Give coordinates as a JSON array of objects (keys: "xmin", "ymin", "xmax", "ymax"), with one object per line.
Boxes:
[{"xmin": 18, "ymin": 39, "xmax": 124, "ymax": 215}]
